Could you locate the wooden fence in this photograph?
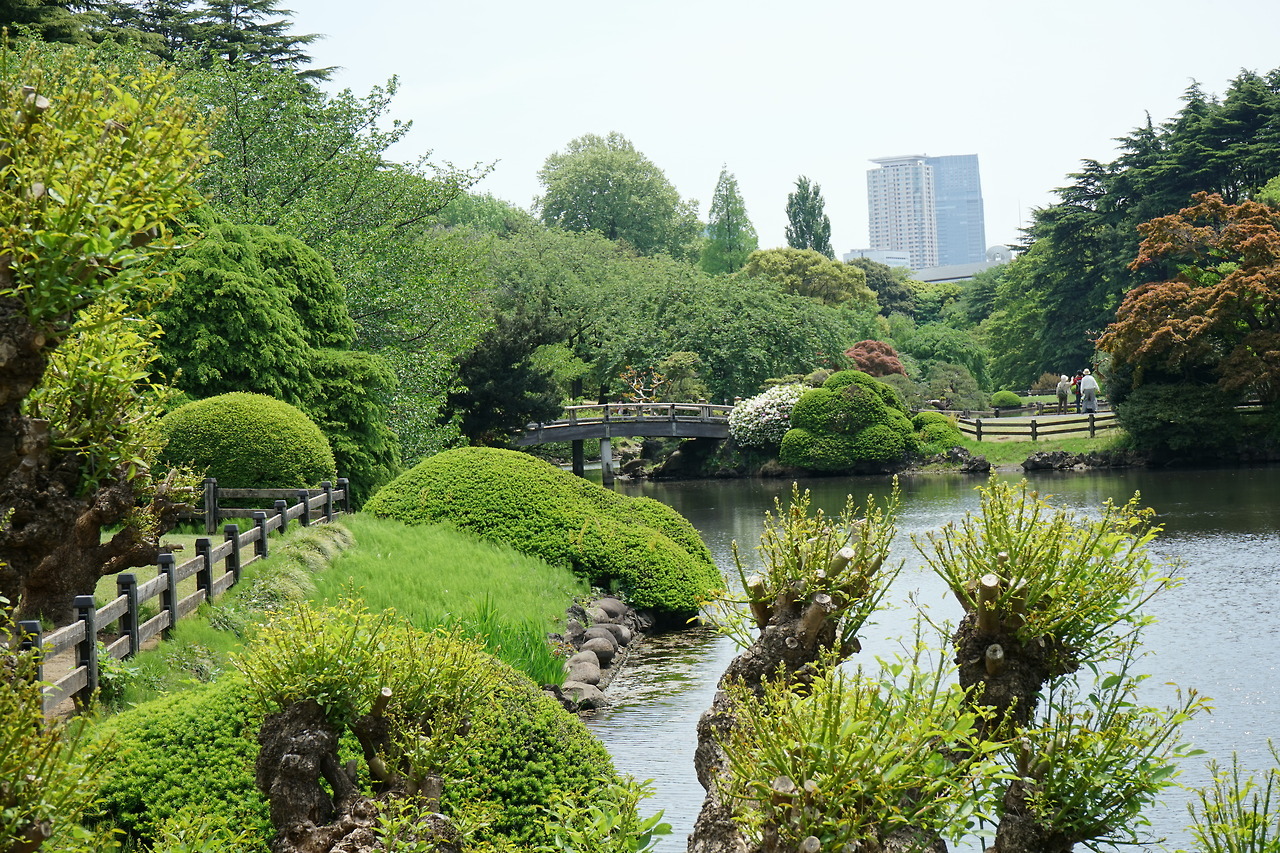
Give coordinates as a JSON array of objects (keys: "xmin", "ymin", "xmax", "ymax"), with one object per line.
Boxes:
[
  {"xmin": 957, "ymin": 411, "xmax": 1118, "ymax": 442},
  {"xmin": 16, "ymin": 478, "xmax": 349, "ymax": 715}
]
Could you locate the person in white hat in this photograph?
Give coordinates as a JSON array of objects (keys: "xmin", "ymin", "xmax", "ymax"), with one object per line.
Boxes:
[
  {"xmin": 1080, "ymin": 369, "xmax": 1100, "ymax": 413},
  {"xmin": 1056, "ymin": 374, "xmax": 1071, "ymax": 414}
]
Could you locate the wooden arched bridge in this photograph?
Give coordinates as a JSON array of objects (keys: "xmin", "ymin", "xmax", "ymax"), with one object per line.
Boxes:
[
  {"xmin": 515, "ymin": 402, "xmax": 732, "ymax": 482},
  {"xmin": 515, "ymin": 402, "xmax": 733, "ymax": 445}
]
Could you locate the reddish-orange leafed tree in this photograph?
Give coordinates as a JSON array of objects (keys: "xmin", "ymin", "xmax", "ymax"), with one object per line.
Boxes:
[
  {"xmin": 1097, "ymin": 192, "xmax": 1280, "ymax": 400},
  {"xmin": 843, "ymin": 339, "xmax": 907, "ymax": 377}
]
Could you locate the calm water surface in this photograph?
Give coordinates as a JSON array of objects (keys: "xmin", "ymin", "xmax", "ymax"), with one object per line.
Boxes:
[{"xmin": 586, "ymin": 467, "xmax": 1280, "ymax": 852}]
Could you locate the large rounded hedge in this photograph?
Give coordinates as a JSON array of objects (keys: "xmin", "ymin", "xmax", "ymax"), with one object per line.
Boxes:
[
  {"xmin": 364, "ymin": 447, "xmax": 722, "ymax": 618},
  {"xmin": 160, "ymin": 392, "xmax": 336, "ymax": 489},
  {"xmin": 781, "ymin": 371, "xmax": 915, "ymax": 471},
  {"xmin": 93, "ymin": 664, "xmax": 614, "ymax": 849}
]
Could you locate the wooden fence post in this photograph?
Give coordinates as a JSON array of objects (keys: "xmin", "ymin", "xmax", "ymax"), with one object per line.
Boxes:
[
  {"xmin": 18, "ymin": 621, "xmax": 44, "ymax": 681},
  {"xmin": 1030, "ymin": 419, "xmax": 1038, "ymax": 441},
  {"xmin": 253, "ymin": 511, "xmax": 269, "ymax": 559},
  {"xmin": 203, "ymin": 477, "xmax": 218, "ymax": 536},
  {"xmin": 975, "ymin": 419, "xmax": 984, "ymax": 442},
  {"xmin": 275, "ymin": 499, "xmax": 288, "ymax": 534},
  {"xmin": 158, "ymin": 552, "xmax": 177, "ymax": 639},
  {"xmin": 117, "ymin": 573, "xmax": 139, "ymax": 656},
  {"xmin": 337, "ymin": 478, "xmax": 350, "ymax": 515},
  {"xmin": 296, "ymin": 489, "xmax": 310, "ymax": 527},
  {"xmin": 1089, "ymin": 413, "xmax": 1096, "ymax": 438},
  {"xmin": 322, "ymin": 481, "xmax": 334, "ymax": 522},
  {"xmin": 224, "ymin": 524, "xmax": 242, "ymax": 584},
  {"xmin": 195, "ymin": 538, "xmax": 213, "ymax": 599},
  {"xmin": 74, "ymin": 594, "xmax": 98, "ymax": 698}
]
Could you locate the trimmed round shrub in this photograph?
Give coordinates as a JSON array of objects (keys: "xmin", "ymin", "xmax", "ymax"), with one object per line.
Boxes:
[
  {"xmin": 990, "ymin": 389, "xmax": 1023, "ymax": 408},
  {"xmin": 94, "ymin": 664, "xmax": 614, "ymax": 850},
  {"xmin": 911, "ymin": 410, "xmax": 954, "ymax": 431},
  {"xmin": 790, "ymin": 384, "xmax": 889, "ymax": 434},
  {"xmin": 848, "ymin": 423, "xmax": 906, "ymax": 463},
  {"xmin": 449, "ymin": 670, "xmax": 615, "ymax": 846},
  {"xmin": 919, "ymin": 420, "xmax": 964, "ymax": 449},
  {"xmin": 778, "ymin": 428, "xmax": 861, "ymax": 472},
  {"xmin": 780, "ymin": 371, "xmax": 915, "ymax": 471},
  {"xmin": 728, "ymin": 383, "xmax": 804, "ymax": 448},
  {"xmin": 92, "ymin": 679, "xmax": 271, "ymax": 847},
  {"xmin": 363, "ymin": 447, "xmax": 721, "ymax": 618},
  {"xmin": 160, "ymin": 392, "xmax": 336, "ymax": 489}
]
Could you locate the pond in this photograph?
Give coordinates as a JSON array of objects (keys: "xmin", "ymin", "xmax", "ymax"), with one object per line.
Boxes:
[{"xmin": 586, "ymin": 466, "xmax": 1280, "ymax": 851}]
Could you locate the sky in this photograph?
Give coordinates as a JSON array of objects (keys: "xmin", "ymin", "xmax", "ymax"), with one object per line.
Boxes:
[{"xmin": 289, "ymin": 0, "xmax": 1280, "ymax": 256}]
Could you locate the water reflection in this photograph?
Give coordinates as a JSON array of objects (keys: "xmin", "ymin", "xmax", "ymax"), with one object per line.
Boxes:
[{"xmin": 587, "ymin": 466, "xmax": 1280, "ymax": 851}]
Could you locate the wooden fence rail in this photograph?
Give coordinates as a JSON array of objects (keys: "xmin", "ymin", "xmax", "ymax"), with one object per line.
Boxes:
[
  {"xmin": 957, "ymin": 411, "xmax": 1118, "ymax": 442},
  {"xmin": 16, "ymin": 478, "xmax": 348, "ymax": 716}
]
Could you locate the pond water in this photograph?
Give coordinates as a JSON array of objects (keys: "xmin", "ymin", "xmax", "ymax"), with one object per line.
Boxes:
[{"xmin": 585, "ymin": 467, "xmax": 1280, "ymax": 852}]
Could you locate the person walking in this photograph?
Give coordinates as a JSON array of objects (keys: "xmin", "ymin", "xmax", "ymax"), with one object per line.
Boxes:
[
  {"xmin": 1080, "ymin": 369, "xmax": 1100, "ymax": 414},
  {"xmin": 1056, "ymin": 374, "xmax": 1071, "ymax": 415}
]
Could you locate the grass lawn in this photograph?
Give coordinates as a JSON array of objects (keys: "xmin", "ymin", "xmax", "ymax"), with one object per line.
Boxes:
[{"xmin": 952, "ymin": 432, "xmax": 1130, "ymax": 466}]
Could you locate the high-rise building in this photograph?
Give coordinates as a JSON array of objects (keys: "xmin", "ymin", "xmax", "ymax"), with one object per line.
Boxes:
[
  {"xmin": 927, "ymin": 154, "xmax": 986, "ymax": 266},
  {"xmin": 865, "ymin": 153, "xmax": 986, "ymax": 269},
  {"xmin": 866, "ymin": 155, "xmax": 937, "ymax": 269}
]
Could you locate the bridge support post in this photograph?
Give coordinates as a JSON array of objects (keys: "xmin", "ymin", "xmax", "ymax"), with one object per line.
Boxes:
[
  {"xmin": 599, "ymin": 438, "xmax": 614, "ymax": 486},
  {"xmin": 572, "ymin": 440, "xmax": 585, "ymax": 478}
]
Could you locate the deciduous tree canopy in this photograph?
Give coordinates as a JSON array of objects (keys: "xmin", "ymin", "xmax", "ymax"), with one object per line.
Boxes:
[
  {"xmin": 536, "ymin": 131, "xmax": 702, "ymax": 261},
  {"xmin": 1097, "ymin": 192, "xmax": 1280, "ymax": 402}
]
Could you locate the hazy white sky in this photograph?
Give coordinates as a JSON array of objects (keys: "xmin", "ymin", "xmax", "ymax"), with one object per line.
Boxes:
[{"xmin": 290, "ymin": 0, "xmax": 1279, "ymax": 255}]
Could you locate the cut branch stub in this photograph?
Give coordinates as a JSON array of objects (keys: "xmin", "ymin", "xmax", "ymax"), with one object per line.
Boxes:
[
  {"xmin": 827, "ymin": 545, "xmax": 856, "ymax": 575},
  {"xmin": 747, "ymin": 574, "xmax": 770, "ymax": 628},
  {"xmin": 985, "ymin": 643, "xmax": 1005, "ymax": 677},
  {"xmin": 371, "ymin": 685, "xmax": 392, "ymax": 717},
  {"xmin": 977, "ymin": 573, "xmax": 1002, "ymax": 634},
  {"xmin": 797, "ymin": 592, "xmax": 834, "ymax": 646}
]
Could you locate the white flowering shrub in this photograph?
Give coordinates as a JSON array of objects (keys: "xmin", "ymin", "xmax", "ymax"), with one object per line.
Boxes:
[{"xmin": 729, "ymin": 384, "xmax": 804, "ymax": 449}]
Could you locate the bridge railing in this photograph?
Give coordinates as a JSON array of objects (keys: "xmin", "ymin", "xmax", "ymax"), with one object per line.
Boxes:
[{"xmin": 556, "ymin": 402, "xmax": 734, "ymax": 425}]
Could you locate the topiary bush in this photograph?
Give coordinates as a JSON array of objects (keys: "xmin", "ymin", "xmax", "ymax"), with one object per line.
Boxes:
[
  {"xmin": 911, "ymin": 410, "xmax": 953, "ymax": 431},
  {"xmin": 729, "ymin": 383, "xmax": 804, "ymax": 449},
  {"xmin": 990, "ymin": 389, "xmax": 1023, "ymax": 409},
  {"xmin": 363, "ymin": 447, "xmax": 722, "ymax": 619},
  {"xmin": 160, "ymin": 392, "xmax": 336, "ymax": 489},
  {"xmin": 779, "ymin": 372, "xmax": 914, "ymax": 471},
  {"xmin": 91, "ymin": 679, "xmax": 272, "ymax": 848},
  {"xmin": 919, "ymin": 420, "xmax": 964, "ymax": 452}
]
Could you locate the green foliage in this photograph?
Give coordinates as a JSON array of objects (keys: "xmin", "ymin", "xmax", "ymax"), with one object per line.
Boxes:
[
  {"xmin": 990, "ymin": 389, "xmax": 1023, "ymax": 408},
  {"xmin": 442, "ymin": 305, "xmax": 566, "ymax": 447},
  {"xmin": 847, "ymin": 257, "xmax": 915, "ymax": 316},
  {"xmin": 536, "ymin": 132, "xmax": 702, "ymax": 261},
  {"xmin": 0, "ymin": 607, "xmax": 107, "ymax": 852},
  {"xmin": 364, "ymin": 447, "xmax": 721, "ymax": 618},
  {"xmin": 91, "ymin": 678, "xmax": 272, "ymax": 846},
  {"xmin": 25, "ymin": 303, "xmax": 176, "ymax": 493},
  {"xmin": 922, "ymin": 361, "xmax": 987, "ymax": 410},
  {"xmin": 306, "ymin": 348, "xmax": 401, "ymax": 506},
  {"xmin": 0, "ymin": 40, "xmax": 211, "ymax": 333},
  {"xmin": 159, "ymin": 392, "xmax": 336, "ymax": 489},
  {"xmin": 739, "ymin": 247, "xmax": 874, "ymax": 308},
  {"xmin": 1185, "ymin": 742, "xmax": 1280, "ymax": 853},
  {"xmin": 721, "ymin": 655, "xmax": 1004, "ymax": 850},
  {"xmin": 1009, "ymin": 662, "xmax": 1206, "ymax": 848},
  {"xmin": 1115, "ymin": 382, "xmax": 1245, "ymax": 458},
  {"xmin": 916, "ymin": 478, "xmax": 1171, "ymax": 663},
  {"xmin": 902, "ymin": 322, "xmax": 990, "ymax": 388},
  {"xmin": 700, "ymin": 167, "xmax": 758, "ymax": 275},
  {"xmin": 713, "ymin": 484, "xmax": 900, "ymax": 651},
  {"xmin": 911, "ymin": 410, "xmax": 954, "ymax": 430},
  {"xmin": 239, "ymin": 598, "xmax": 616, "ymax": 848},
  {"xmin": 537, "ymin": 776, "xmax": 671, "ymax": 853},
  {"xmin": 180, "ymin": 57, "xmax": 490, "ymax": 460},
  {"xmin": 784, "ymin": 175, "xmax": 833, "ymax": 258},
  {"xmin": 781, "ymin": 373, "xmax": 916, "ymax": 470},
  {"xmin": 918, "ymin": 419, "xmax": 963, "ymax": 451}
]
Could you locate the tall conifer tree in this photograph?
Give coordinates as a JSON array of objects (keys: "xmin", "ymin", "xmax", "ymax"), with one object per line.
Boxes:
[
  {"xmin": 785, "ymin": 175, "xmax": 834, "ymax": 259},
  {"xmin": 700, "ymin": 167, "xmax": 758, "ymax": 275}
]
